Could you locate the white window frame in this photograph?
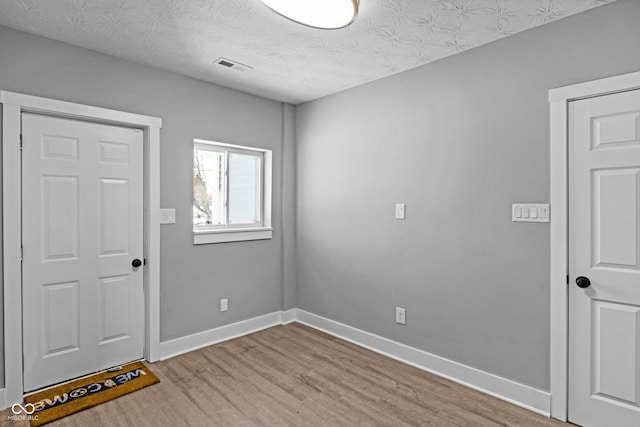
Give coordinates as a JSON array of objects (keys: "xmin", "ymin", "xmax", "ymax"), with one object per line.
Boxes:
[{"xmin": 193, "ymin": 138, "xmax": 272, "ymax": 244}]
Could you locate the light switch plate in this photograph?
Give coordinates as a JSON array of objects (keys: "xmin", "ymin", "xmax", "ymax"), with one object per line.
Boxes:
[
  {"xmin": 512, "ymin": 204, "xmax": 549, "ymax": 223},
  {"xmin": 160, "ymin": 208, "xmax": 176, "ymax": 224},
  {"xmin": 395, "ymin": 203, "xmax": 406, "ymax": 220}
]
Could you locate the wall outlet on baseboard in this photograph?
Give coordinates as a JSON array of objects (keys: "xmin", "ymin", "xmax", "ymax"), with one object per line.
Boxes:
[
  {"xmin": 396, "ymin": 307, "xmax": 406, "ymax": 325},
  {"xmin": 220, "ymin": 298, "xmax": 228, "ymax": 312}
]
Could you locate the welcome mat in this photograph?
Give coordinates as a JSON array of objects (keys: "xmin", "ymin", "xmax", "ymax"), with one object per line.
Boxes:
[{"xmin": 23, "ymin": 362, "xmax": 160, "ymax": 426}]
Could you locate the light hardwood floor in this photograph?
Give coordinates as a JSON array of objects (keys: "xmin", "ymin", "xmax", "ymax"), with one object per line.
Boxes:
[{"xmin": 1, "ymin": 323, "xmax": 566, "ymax": 426}]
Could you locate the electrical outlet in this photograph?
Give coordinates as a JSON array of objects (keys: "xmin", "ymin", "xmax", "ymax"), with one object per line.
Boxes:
[
  {"xmin": 220, "ymin": 298, "xmax": 228, "ymax": 312},
  {"xmin": 396, "ymin": 307, "xmax": 406, "ymax": 325}
]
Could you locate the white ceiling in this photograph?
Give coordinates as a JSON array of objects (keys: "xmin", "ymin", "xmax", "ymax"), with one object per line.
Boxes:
[{"xmin": 0, "ymin": 0, "xmax": 616, "ymax": 104}]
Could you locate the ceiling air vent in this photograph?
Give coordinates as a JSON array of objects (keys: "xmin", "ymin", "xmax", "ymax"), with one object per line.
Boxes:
[{"xmin": 214, "ymin": 57, "xmax": 253, "ymax": 73}]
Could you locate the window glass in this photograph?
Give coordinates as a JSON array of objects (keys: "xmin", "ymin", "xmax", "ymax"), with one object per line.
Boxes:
[
  {"xmin": 193, "ymin": 147, "xmax": 225, "ymax": 226},
  {"xmin": 228, "ymin": 152, "xmax": 261, "ymax": 225}
]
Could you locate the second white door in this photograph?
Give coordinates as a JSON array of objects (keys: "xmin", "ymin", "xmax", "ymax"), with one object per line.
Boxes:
[
  {"xmin": 568, "ymin": 89, "xmax": 640, "ymax": 426},
  {"xmin": 22, "ymin": 113, "xmax": 144, "ymax": 392}
]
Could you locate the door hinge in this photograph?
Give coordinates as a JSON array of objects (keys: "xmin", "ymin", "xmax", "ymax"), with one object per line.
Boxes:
[
  {"xmin": 144, "ymin": 258, "xmax": 147, "ymax": 266},
  {"xmin": 566, "ymin": 274, "xmax": 569, "ymax": 285},
  {"xmin": 20, "ymin": 134, "xmax": 23, "ymax": 150},
  {"xmin": 20, "ymin": 246, "xmax": 24, "ymax": 262}
]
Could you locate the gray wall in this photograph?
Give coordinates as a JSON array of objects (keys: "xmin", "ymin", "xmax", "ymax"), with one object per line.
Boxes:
[
  {"xmin": 0, "ymin": 26, "xmax": 296, "ymax": 387},
  {"xmin": 295, "ymin": 0, "xmax": 640, "ymax": 392}
]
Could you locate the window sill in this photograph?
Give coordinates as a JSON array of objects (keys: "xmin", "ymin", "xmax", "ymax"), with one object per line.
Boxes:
[{"xmin": 193, "ymin": 227, "xmax": 273, "ymax": 245}]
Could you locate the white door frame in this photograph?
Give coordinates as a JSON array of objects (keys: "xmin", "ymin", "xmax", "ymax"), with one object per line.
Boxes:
[
  {"xmin": 549, "ymin": 70, "xmax": 640, "ymax": 421},
  {"xmin": 0, "ymin": 91, "xmax": 162, "ymax": 408}
]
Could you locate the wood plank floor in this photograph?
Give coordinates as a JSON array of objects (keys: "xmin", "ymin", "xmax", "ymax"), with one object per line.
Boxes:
[{"xmin": 1, "ymin": 323, "xmax": 566, "ymax": 426}]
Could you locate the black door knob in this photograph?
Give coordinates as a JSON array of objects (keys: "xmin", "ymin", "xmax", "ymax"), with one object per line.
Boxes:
[
  {"xmin": 576, "ymin": 276, "xmax": 591, "ymax": 288},
  {"xmin": 132, "ymin": 259, "xmax": 142, "ymax": 268}
]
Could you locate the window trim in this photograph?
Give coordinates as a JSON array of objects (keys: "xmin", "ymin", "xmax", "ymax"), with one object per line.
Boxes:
[{"xmin": 193, "ymin": 138, "xmax": 272, "ymax": 244}]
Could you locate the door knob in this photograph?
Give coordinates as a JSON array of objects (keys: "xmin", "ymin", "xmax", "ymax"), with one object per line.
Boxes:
[
  {"xmin": 576, "ymin": 276, "xmax": 591, "ymax": 288},
  {"xmin": 132, "ymin": 259, "xmax": 142, "ymax": 268}
]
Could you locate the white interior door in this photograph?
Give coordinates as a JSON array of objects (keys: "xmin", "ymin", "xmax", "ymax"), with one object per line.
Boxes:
[
  {"xmin": 22, "ymin": 113, "xmax": 144, "ymax": 392},
  {"xmin": 569, "ymin": 89, "xmax": 640, "ymax": 426}
]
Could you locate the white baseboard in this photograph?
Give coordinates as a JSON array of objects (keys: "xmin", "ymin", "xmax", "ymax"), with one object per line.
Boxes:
[
  {"xmin": 281, "ymin": 309, "xmax": 297, "ymax": 324},
  {"xmin": 0, "ymin": 388, "xmax": 6, "ymax": 411},
  {"xmin": 157, "ymin": 308, "xmax": 550, "ymax": 417},
  {"xmin": 159, "ymin": 311, "xmax": 283, "ymax": 360},
  {"xmin": 292, "ymin": 309, "xmax": 551, "ymax": 417}
]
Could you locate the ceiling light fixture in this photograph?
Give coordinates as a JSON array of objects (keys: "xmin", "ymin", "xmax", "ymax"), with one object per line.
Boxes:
[{"xmin": 260, "ymin": 0, "xmax": 359, "ymax": 30}]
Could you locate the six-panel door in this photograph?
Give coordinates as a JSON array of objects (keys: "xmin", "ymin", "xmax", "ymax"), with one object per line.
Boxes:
[
  {"xmin": 21, "ymin": 113, "xmax": 144, "ymax": 392},
  {"xmin": 569, "ymin": 89, "xmax": 640, "ymax": 426}
]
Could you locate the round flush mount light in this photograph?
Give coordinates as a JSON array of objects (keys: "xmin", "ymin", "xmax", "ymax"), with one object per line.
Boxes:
[{"xmin": 260, "ymin": 0, "xmax": 359, "ymax": 30}]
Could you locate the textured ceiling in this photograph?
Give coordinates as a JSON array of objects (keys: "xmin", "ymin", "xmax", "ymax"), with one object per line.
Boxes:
[{"xmin": 0, "ymin": 0, "xmax": 616, "ymax": 104}]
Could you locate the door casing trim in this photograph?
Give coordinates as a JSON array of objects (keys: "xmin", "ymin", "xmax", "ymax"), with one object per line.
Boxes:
[
  {"xmin": 548, "ymin": 70, "xmax": 640, "ymax": 421},
  {"xmin": 1, "ymin": 91, "xmax": 162, "ymax": 407}
]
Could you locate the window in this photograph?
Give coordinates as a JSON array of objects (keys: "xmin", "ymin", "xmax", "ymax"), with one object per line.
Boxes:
[{"xmin": 193, "ymin": 139, "xmax": 272, "ymax": 244}]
